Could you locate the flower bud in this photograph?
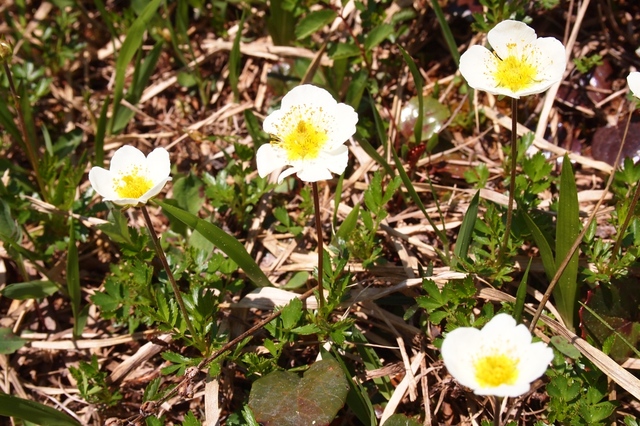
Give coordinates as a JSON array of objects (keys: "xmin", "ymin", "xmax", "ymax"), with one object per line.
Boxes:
[{"xmin": 0, "ymin": 41, "xmax": 12, "ymax": 63}]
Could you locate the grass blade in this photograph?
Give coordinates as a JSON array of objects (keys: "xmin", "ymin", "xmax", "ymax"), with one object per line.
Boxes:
[
  {"xmin": 112, "ymin": 43, "xmax": 163, "ymax": 133},
  {"xmin": 156, "ymin": 200, "xmax": 272, "ymax": 288},
  {"xmin": 398, "ymin": 46, "xmax": 423, "ymax": 146},
  {"xmin": 108, "ymin": 0, "xmax": 162, "ymax": 135},
  {"xmin": 513, "ymin": 257, "xmax": 532, "ymax": 324},
  {"xmin": 0, "ymin": 394, "xmax": 80, "ymax": 426},
  {"xmin": 390, "ymin": 144, "xmax": 449, "ymax": 260},
  {"xmin": 555, "ymin": 154, "xmax": 580, "ymax": 330},
  {"xmin": 452, "ymin": 190, "xmax": 479, "ymax": 269},
  {"xmin": 521, "ymin": 210, "xmax": 556, "ymax": 281},
  {"xmin": 428, "ymin": 0, "xmax": 460, "ymax": 65},
  {"xmin": 229, "ymin": 9, "xmax": 247, "ymax": 101}
]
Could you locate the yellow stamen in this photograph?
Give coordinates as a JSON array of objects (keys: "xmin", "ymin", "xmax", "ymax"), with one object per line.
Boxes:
[
  {"xmin": 493, "ymin": 47, "xmax": 538, "ymax": 93},
  {"xmin": 274, "ymin": 111, "xmax": 328, "ymax": 161},
  {"xmin": 474, "ymin": 354, "xmax": 519, "ymax": 388},
  {"xmin": 114, "ymin": 166, "xmax": 153, "ymax": 199}
]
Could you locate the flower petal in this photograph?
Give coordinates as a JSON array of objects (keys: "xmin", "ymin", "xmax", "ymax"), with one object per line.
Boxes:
[
  {"xmin": 88, "ymin": 167, "xmax": 118, "ymax": 200},
  {"xmin": 108, "ymin": 145, "xmax": 148, "ymax": 174},
  {"xmin": 441, "ymin": 327, "xmax": 481, "ymax": 390},
  {"xmin": 296, "ymin": 164, "xmax": 333, "ymax": 182},
  {"xmin": 146, "ymin": 147, "xmax": 171, "ymax": 183},
  {"xmin": 325, "ymin": 103, "xmax": 359, "ymax": 151},
  {"xmin": 441, "ymin": 313, "xmax": 553, "ymax": 398},
  {"xmin": 256, "ymin": 144, "xmax": 287, "ymax": 178},
  {"xmin": 488, "ymin": 20, "xmax": 537, "ymax": 60},
  {"xmin": 280, "ymin": 84, "xmax": 338, "ymax": 111},
  {"xmin": 459, "ymin": 45, "xmax": 501, "ymax": 94},
  {"xmin": 628, "ymin": 72, "xmax": 640, "ymax": 98},
  {"xmin": 324, "ymin": 145, "xmax": 349, "ymax": 175},
  {"xmin": 139, "ymin": 177, "xmax": 172, "ymax": 203},
  {"xmin": 276, "ymin": 166, "xmax": 299, "ymax": 183}
]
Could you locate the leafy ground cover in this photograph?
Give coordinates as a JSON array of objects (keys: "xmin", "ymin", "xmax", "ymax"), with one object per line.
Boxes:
[{"xmin": 2, "ymin": 0, "xmax": 640, "ymax": 425}]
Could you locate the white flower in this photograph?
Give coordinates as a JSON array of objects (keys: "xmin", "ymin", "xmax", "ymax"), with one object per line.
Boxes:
[
  {"xmin": 628, "ymin": 72, "xmax": 640, "ymax": 98},
  {"xmin": 89, "ymin": 145, "xmax": 172, "ymax": 206},
  {"xmin": 257, "ymin": 84, "xmax": 358, "ymax": 183},
  {"xmin": 459, "ymin": 20, "xmax": 566, "ymax": 99},
  {"xmin": 441, "ymin": 313, "xmax": 554, "ymax": 398}
]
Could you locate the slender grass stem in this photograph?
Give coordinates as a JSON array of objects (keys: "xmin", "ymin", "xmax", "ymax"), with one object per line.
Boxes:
[
  {"xmin": 3, "ymin": 62, "xmax": 45, "ymax": 194},
  {"xmin": 611, "ymin": 110, "xmax": 635, "ymax": 261},
  {"xmin": 501, "ymin": 97, "xmax": 518, "ymax": 261},
  {"xmin": 141, "ymin": 205, "xmax": 202, "ymax": 350},
  {"xmin": 312, "ymin": 182, "xmax": 325, "ymax": 312}
]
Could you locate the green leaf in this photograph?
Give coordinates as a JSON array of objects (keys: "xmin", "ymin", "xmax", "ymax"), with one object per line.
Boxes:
[
  {"xmin": 513, "ymin": 258, "xmax": 531, "ymax": 324},
  {"xmin": 112, "ymin": 42, "xmax": 163, "ymax": 133},
  {"xmin": 0, "ymin": 280, "xmax": 58, "ymax": 300},
  {"xmin": 0, "ymin": 394, "xmax": 80, "ymax": 425},
  {"xmin": 109, "ymin": 0, "xmax": 162, "ymax": 134},
  {"xmin": 383, "ymin": 414, "xmax": 422, "ymax": 426},
  {"xmin": 248, "ymin": 357, "xmax": 348, "ymax": 426},
  {"xmin": 280, "ymin": 298, "xmax": 303, "ymax": 330},
  {"xmin": 550, "ymin": 335, "xmax": 581, "ymax": 360},
  {"xmin": 172, "ymin": 173, "xmax": 204, "ymax": 216},
  {"xmin": 521, "ymin": 210, "xmax": 556, "ymax": 281},
  {"xmin": 266, "ymin": 0, "xmax": 296, "ymax": 46},
  {"xmin": 364, "ymin": 24, "xmax": 394, "ymax": 51},
  {"xmin": 350, "ymin": 328, "xmax": 394, "ymax": 401},
  {"xmin": 283, "ymin": 271, "xmax": 309, "ymax": 289},
  {"xmin": 0, "ymin": 198, "xmax": 19, "ymax": 242},
  {"xmin": 295, "ymin": 9, "xmax": 337, "ymax": 40},
  {"xmin": 94, "ymin": 95, "xmax": 109, "ymax": 167},
  {"xmin": 555, "ymin": 154, "xmax": 580, "ymax": 330},
  {"xmin": 0, "ymin": 328, "xmax": 26, "ymax": 354},
  {"xmin": 329, "ymin": 42, "xmax": 361, "ymax": 60},
  {"xmin": 452, "ymin": 191, "xmax": 479, "ymax": 268},
  {"xmin": 156, "ymin": 200, "xmax": 272, "ymax": 287},
  {"xmin": 399, "ymin": 47, "xmax": 424, "ymax": 158},
  {"xmin": 229, "ymin": 9, "xmax": 247, "ymax": 101},
  {"xmin": 181, "ymin": 411, "xmax": 201, "ymax": 426},
  {"xmin": 335, "ymin": 203, "xmax": 360, "ymax": 244}
]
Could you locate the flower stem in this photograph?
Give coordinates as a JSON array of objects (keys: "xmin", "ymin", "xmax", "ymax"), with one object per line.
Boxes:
[
  {"xmin": 311, "ymin": 182, "xmax": 325, "ymax": 312},
  {"xmin": 493, "ymin": 396, "xmax": 502, "ymax": 426},
  {"xmin": 141, "ymin": 205, "xmax": 202, "ymax": 350},
  {"xmin": 611, "ymin": 109, "xmax": 635, "ymax": 262},
  {"xmin": 500, "ymin": 97, "xmax": 518, "ymax": 262}
]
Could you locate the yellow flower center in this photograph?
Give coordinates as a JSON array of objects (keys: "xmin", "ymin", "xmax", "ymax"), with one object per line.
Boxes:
[
  {"xmin": 474, "ymin": 353, "xmax": 519, "ymax": 388},
  {"xmin": 276, "ymin": 117, "xmax": 328, "ymax": 162},
  {"xmin": 493, "ymin": 46, "xmax": 538, "ymax": 93},
  {"xmin": 114, "ymin": 167, "xmax": 153, "ymax": 199}
]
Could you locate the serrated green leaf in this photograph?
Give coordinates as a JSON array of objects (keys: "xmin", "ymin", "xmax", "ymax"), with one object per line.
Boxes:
[
  {"xmin": 181, "ymin": 411, "xmax": 201, "ymax": 426},
  {"xmin": 281, "ymin": 298, "xmax": 303, "ymax": 329},
  {"xmin": 295, "ymin": 10, "xmax": 337, "ymax": 40}
]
